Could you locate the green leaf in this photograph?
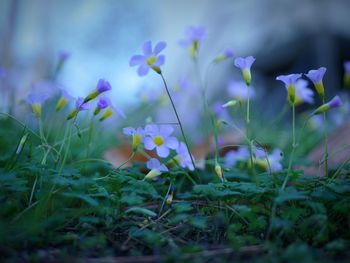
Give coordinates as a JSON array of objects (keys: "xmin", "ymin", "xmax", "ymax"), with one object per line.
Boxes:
[{"xmin": 125, "ymin": 207, "xmax": 157, "ymax": 218}]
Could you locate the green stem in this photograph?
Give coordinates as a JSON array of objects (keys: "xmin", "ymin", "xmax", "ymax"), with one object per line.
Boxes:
[
  {"xmin": 86, "ymin": 116, "xmax": 94, "ymax": 159},
  {"xmin": 58, "ymin": 123, "xmax": 73, "ymax": 175},
  {"xmin": 322, "ymin": 104, "xmax": 329, "ymax": 177},
  {"xmin": 160, "ymin": 72, "xmax": 198, "ymax": 179},
  {"xmin": 281, "ymin": 104, "xmax": 296, "ymax": 190},
  {"xmin": 245, "ymin": 84, "xmax": 256, "ymax": 182}
]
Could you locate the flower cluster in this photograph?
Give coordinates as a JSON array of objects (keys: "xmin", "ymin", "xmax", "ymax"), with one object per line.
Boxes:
[{"xmin": 123, "ymin": 124, "xmax": 195, "ymax": 180}]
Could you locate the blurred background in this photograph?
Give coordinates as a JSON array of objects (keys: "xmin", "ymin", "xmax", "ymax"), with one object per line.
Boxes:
[{"xmin": 1, "ymin": 0, "xmax": 350, "ymax": 133}]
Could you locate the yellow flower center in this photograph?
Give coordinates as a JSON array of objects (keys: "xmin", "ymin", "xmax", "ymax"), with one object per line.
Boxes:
[
  {"xmin": 146, "ymin": 56, "xmax": 157, "ymax": 66},
  {"xmin": 153, "ymin": 135, "xmax": 164, "ymax": 146}
]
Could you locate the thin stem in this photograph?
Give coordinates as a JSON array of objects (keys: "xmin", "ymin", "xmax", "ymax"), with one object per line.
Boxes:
[
  {"xmin": 160, "ymin": 72, "xmax": 198, "ymax": 177},
  {"xmin": 281, "ymin": 104, "xmax": 296, "ymax": 190},
  {"xmin": 247, "ymin": 85, "xmax": 251, "ymax": 124},
  {"xmin": 322, "ymin": 108, "xmax": 329, "ymax": 177},
  {"xmin": 86, "ymin": 116, "xmax": 94, "ymax": 159},
  {"xmin": 245, "ymin": 84, "xmax": 256, "ymax": 181}
]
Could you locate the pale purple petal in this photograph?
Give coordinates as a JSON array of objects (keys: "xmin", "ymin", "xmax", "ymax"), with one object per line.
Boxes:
[
  {"xmin": 156, "ymin": 145, "xmax": 170, "ymax": 158},
  {"xmin": 328, "ymin": 95, "xmax": 342, "ymax": 109},
  {"xmin": 305, "ymin": 67, "xmax": 327, "ymax": 84},
  {"xmin": 154, "ymin": 55, "xmax": 165, "ymax": 66},
  {"xmin": 295, "ymin": 79, "xmax": 314, "ymax": 104},
  {"xmin": 144, "ymin": 137, "xmax": 156, "ymax": 150},
  {"xmin": 147, "ymin": 158, "xmax": 161, "ymax": 170},
  {"xmin": 137, "ymin": 65, "xmax": 150, "ymax": 76},
  {"xmin": 165, "ymin": 136, "xmax": 179, "ymax": 149},
  {"xmin": 276, "ymin": 73, "xmax": 302, "ymax": 86},
  {"xmin": 159, "ymin": 125, "xmax": 173, "ymax": 137},
  {"xmin": 123, "ymin": 127, "xmax": 136, "ymax": 136},
  {"xmin": 96, "ymin": 79, "xmax": 112, "ymax": 93},
  {"xmin": 129, "ymin": 55, "xmax": 145, "ymax": 66},
  {"xmin": 154, "ymin": 41, "xmax": 166, "ymax": 55},
  {"xmin": 97, "ymin": 97, "xmax": 109, "ymax": 109},
  {"xmin": 142, "ymin": 41, "xmax": 152, "ymax": 56},
  {"xmin": 158, "ymin": 164, "xmax": 168, "ymax": 172},
  {"xmin": 145, "ymin": 124, "xmax": 159, "ymax": 135},
  {"xmin": 234, "ymin": 56, "xmax": 255, "ymax": 71}
]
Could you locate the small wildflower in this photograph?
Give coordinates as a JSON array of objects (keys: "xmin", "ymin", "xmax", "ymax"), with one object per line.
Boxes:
[
  {"xmin": 173, "ymin": 142, "xmax": 195, "ymax": 171},
  {"xmin": 305, "ymin": 67, "xmax": 327, "ymax": 99},
  {"xmin": 99, "ymin": 100, "xmax": 126, "ymax": 122},
  {"xmin": 145, "ymin": 158, "xmax": 168, "ymax": 180},
  {"xmin": 84, "ymin": 79, "xmax": 112, "ymax": 103},
  {"xmin": 179, "ymin": 26, "xmax": 206, "ymax": 58},
  {"xmin": 228, "ymin": 80, "xmax": 255, "ymax": 101},
  {"xmin": 276, "ymin": 73, "xmax": 302, "ymax": 105},
  {"xmin": 313, "ymin": 95, "xmax": 342, "ymax": 115},
  {"xmin": 344, "ymin": 61, "xmax": 350, "ymax": 88},
  {"xmin": 144, "ymin": 125, "xmax": 179, "ymax": 158},
  {"xmin": 67, "ymin": 97, "xmax": 90, "ymax": 120},
  {"xmin": 94, "ymin": 97, "xmax": 109, "ymax": 116},
  {"xmin": 123, "ymin": 127, "xmax": 145, "ymax": 151},
  {"xmin": 56, "ymin": 89, "xmax": 73, "ymax": 111},
  {"xmin": 294, "ymin": 79, "xmax": 314, "ymax": 105},
  {"xmin": 234, "ymin": 56, "xmax": 255, "ymax": 86},
  {"xmin": 214, "ymin": 48, "xmax": 234, "ymax": 63},
  {"xmin": 130, "ymin": 41, "xmax": 166, "ymax": 76},
  {"xmin": 26, "ymin": 92, "xmax": 50, "ymax": 118}
]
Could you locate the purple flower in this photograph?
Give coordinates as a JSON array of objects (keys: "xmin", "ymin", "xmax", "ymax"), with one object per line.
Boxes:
[
  {"xmin": 75, "ymin": 97, "xmax": 90, "ymax": 111},
  {"xmin": 99, "ymin": 100, "xmax": 126, "ymax": 121},
  {"xmin": 344, "ymin": 61, "xmax": 350, "ymax": 75},
  {"xmin": 26, "ymin": 91, "xmax": 50, "ymax": 118},
  {"xmin": 276, "ymin": 73, "xmax": 302, "ymax": 104},
  {"xmin": 228, "ymin": 80, "xmax": 255, "ymax": 101},
  {"xmin": 174, "ymin": 142, "xmax": 195, "ymax": 171},
  {"xmin": 144, "ymin": 124, "xmax": 179, "ymax": 158},
  {"xmin": 130, "ymin": 41, "xmax": 166, "ymax": 76},
  {"xmin": 276, "ymin": 74, "xmax": 302, "ymax": 86},
  {"xmin": 179, "ymin": 26, "xmax": 206, "ymax": 47},
  {"xmin": 123, "ymin": 127, "xmax": 145, "ymax": 151},
  {"xmin": 214, "ymin": 48, "xmax": 234, "ymax": 63},
  {"xmin": 97, "ymin": 97, "xmax": 109, "ymax": 109},
  {"xmin": 295, "ymin": 79, "xmax": 314, "ymax": 104},
  {"xmin": 305, "ymin": 67, "xmax": 327, "ymax": 98},
  {"xmin": 328, "ymin": 95, "xmax": 342, "ymax": 108},
  {"xmin": 305, "ymin": 67, "xmax": 327, "ymax": 85},
  {"xmin": 96, "ymin": 79, "xmax": 112, "ymax": 93},
  {"xmin": 234, "ymin": 56, "xmax": 255, "ymax": 71},
  {"xmin": 145, "ymin": 158, "xmax": 169, "ymax": 180},
  {"xmin": 224, "ymin": 147, "xmax": 250, "ymax": 167},
  {"xmin": 313, "ymin": 95, "xmax": 343, "ymax": 115},
  {"xmin": 234, "ymin": 56, "xmax": 255, "ymax": 85}
]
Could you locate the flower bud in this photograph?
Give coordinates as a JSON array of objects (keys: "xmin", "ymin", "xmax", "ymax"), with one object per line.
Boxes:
[
  {"xmin": 314, "ymin": 81, "xmax": 325, "ymax": 99},
  {"xmin": 312, "ymin": 95, "xmax": 342, "ymax": 115},
  {"xmin": 145, "ymin": 169, "xmax": 161, "ymax": 180},
  {"xmin": 287, "ymin": 84, "xmax": 296, "ymax": 104},
  {"xmin": 214, "ymin": 164, "xmax": 224, "ymax": 183},
  {"xmin": 99, "ymin": 108, "xmax": 113, "ymax": 121},
  {"xmin": 222, "ymin": 100, "xmax": 238, "ymax": 108},
  {"xmin": 67, "ymin": 109, "xmax": 78, "ymax": 120},
  {"xmin": 16, "ymin": 133, "xmax": 29, "ymax": 155},
  {"xmin": 56, "ymin": 97, "xmax": 68, "ymax": 112}
]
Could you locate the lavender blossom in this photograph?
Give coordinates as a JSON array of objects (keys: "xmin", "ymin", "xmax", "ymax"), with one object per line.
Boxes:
[
  {"xmin": 130, "ymin": 41, "xmax": 166, "ymax": 76},
  {"xmin": 276, "ymin": 73, "xmax": 302, "ymax": 104},
  {"xmin": 214, "ymin": 48, "xmax": 234, "ymax": 63},
  {"xmin": 93, "ymin": 97, "xmax": 109, "ymax": 115},
  {"xmin": 144, "ymin": 124, "xmax": 179, "ymax": 158},
  {"xmin": 84, "ymin": 79, "xmax": 112, "ymax": 103},
  {"xmin": 123, "ymin": 127, "xmax": 145, "ymax": 151},
  {"xmin": 26, "ymin": 92, "xmax": 51, "ymax": 118},
  {"xmin": 224, "ymin": 147, "xmax": 250, "ymax": 167},
  {"xmin": 313, "ymin": 95, "xmax": 342, "ymax": 115},
  {"xmin": 179, "ymin": 26, "xmax": 206, "ymax": 58},
  {"xmin": 305, "ymin": 67, "xmax": 327, "ymax": 99},
  {"xmin": 234, "ymin": 56, "xmax": 255, "ymax": 86},
  {"xmin": 145, "ymin": 158, "xmax": 169, "ymax": 180},
  {"xmin": 67, "ymin": 97, "xmax": 90, "ymax": 120},
  {"xmin": 174, "ymin": 142, "xmax": 195, "ymax": 171}
]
